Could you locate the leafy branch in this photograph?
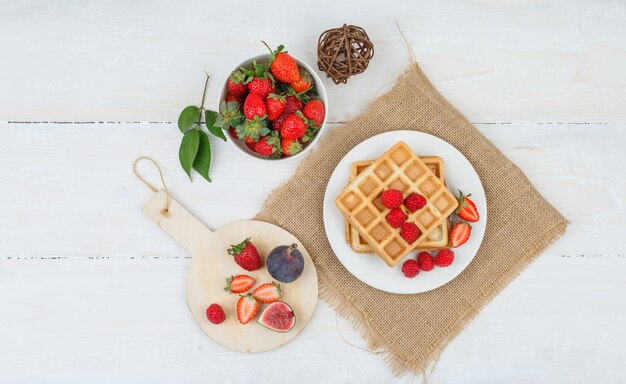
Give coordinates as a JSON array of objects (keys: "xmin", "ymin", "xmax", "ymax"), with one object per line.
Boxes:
[{"xmin": 177, "ymin": 72, "xmax": 227, "ymax": 182}]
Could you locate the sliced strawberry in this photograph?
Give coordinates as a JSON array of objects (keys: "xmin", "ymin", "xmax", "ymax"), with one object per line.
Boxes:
[
  {"xmin": 236, "ymin": 294, "xmax": 259, "ymax": 324},
  {"xmin": 224, "ymin": 275, "xmax": 256, "ymax": 294},
  {"xmin": 450, "ymin": 222, "xmax": 472, "ymax": 248},
  {"xmin": 252, "ymin": 282, "xmax": 281, "ymax": 303},
  {"xmin": 455, "ymin": 190, "xmax": 479, "ymax": 222}
]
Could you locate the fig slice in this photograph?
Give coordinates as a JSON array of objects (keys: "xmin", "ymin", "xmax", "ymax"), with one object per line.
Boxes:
[{"xmin": 257, "ymin": 301, "xmax": 296, "ymax": 332}]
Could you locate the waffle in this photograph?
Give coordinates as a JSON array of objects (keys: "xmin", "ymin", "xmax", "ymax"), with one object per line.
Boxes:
[
  {"xmin": 345, "ymin": 157, "xmax": 450, "ymax": 253},
  {"xmin": 335, "ymin": 142, "xmax": 458, "ymax": 267}
]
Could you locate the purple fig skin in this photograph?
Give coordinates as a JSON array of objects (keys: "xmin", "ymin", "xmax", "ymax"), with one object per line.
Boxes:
[{"xmin": 267, "ymin": 244, "xmax": 305, "ymax": 283}]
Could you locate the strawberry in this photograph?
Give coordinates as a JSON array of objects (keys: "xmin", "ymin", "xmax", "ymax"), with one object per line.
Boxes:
[
  {"xmin": 400, "ymin": 222, "xmax": 420, "ymax": 243},
  {"xmin": 252, "ymin": 282, "xmax": 282, "ymax": 303},
  {"xmin": 236, "ymin": 294, "xmax": 259, "ymax": 324},
  {"xmin": 243, "ymin": 93, "xmax": 267, "ymax": 119},
  {"xmin": 401, "ymin": 259, "xmax": 420, "ymax": 278},
  {"xmin": 224, "ymin": 275, "xmax": 256, "ymax": 294},
  {"xmin": 248, "ymin": 76, "xmax": 274, "ymax": 98},
  {"xmin": 215, "ymin": 101, "xmax": 244, "ymax": 131},
  {"xmin": 266, "ymin": 94, "xmax": 286, "ymax": 121},
  {"xmin": 302, "ymin": 100, "xmax": 325, "ymax": 127},
  {"xmin": 284, "ymin": 95, "xmax": 303, "ymax": 115},
  {"xmin": 227, "ymin": 238, "xmax": 262, "ymax": 271},
  {"xmin": 280, "ymin": 112, "xmax": 308, "ymax": 140},
  {"xmin": 263, "ymin": 42, "xmax": 300, "ymax": 84},
  {"xmin": 386, "ymin": 208, "xmax": 407, "ymax": 228},
  {"xmin": 225, "ymin": 92, "xmax": 243, "ymax": 105},
  {"xmin": 228, "ymin": 126, "xmax": 238, "ymax": 139},
  {"xmin": 235, "ymin": 116, "xmax": 270, "ymax": 142},
  {"xmin": 455, "ymin": 190, "xmax": 479, "ymax": 222},
  {"xmin": 254, "ymin": 135, "xmax": 279, "ymax": 156},
  {"xmin": 245, "ymin": 140, "xmax": 256, "ymax": 151},
  {"xmin": 281, "ymin": 138, "xmax": 303, "ymax": 156},
  {"xmin": 227, "ymin": 70, "xmax": 248, "ymax": 97},
  {"xmin": 450, "ymin": 222, "xmax": 472, "ymax": 248},
  {"xmin": 206, "ymin": 304, "xmax": 226, "ymax": 324},
  {"xmin": 405, "ymin": 193, "xmax": 427, "ymax": 212},
  {"xmin": 434, "ymin": 249, "xmax": 454, "ymax": 267},
  {"xmin": 381, "ymin": 189, "xmax": 403, "ymax": 209},
  {"xmin": 290, "ymin": 67, "xmax": 313, "ymax": 93},
  {"xmin": 417, "ymin": 251, "xmax": 435, "ymax": 271}
]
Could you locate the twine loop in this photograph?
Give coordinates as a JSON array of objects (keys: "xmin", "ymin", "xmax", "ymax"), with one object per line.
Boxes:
[{"xmin": 133, "ymin": 156, "xmax": 170, "ymax": 216}]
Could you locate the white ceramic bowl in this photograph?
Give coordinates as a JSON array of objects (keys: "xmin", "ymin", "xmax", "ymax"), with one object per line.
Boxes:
[{"xmin": 219, "ymin": 54, "xmax": 328, "ymax": 162}]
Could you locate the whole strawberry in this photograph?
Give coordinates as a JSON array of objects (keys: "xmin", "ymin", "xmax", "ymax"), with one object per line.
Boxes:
[
  {"xmin": 227, "ymin": 238, "xmax": 263, "ymax": 271},
  {"xmin": 225, "ymin": 92, "xmax": 243, "ymax": 105},
  {"xmin": 417, "ymin": 251, "xmax": 435, "ymax": 271},
  {"xmin": 206, "ymin": 304, "xmax": 226, "ymax": 324},
  {"xmin": 266, "ymin": 94, "xmax": 286, "ymax": 121},
  {"xmin": 243, "ymin": 93, "xmax": 267, "ymax": 119},
  {"xmin": 248, "ymin": 76, "xmax": 274, "ymax": 99},
  {"xmin": 386, "ymin": 208, "xmax": 407, "ymax": 228},
  {"xmin": 227, "ymin": 71, "xmax": 248, "ymax": 97},
  {"xmin": 290, "ymin": 67, "xmax": 313, "ymax": 93},
  {"xmin": 434, "ymin": 249, "xmax": 454, "ymax": 267},
  {"xmin": 254, "ymin": 135, "xmax": 280, "ymax": 157},
  {"xmin": 302, "ymin": 99, "xmax": 325, "ymax": 127},
  {"xmin": 236, "ymin": 116, "xmax": 270, "ymax": 142},
  {"xmin": 284, "ymin": 95, "xmax": 303, "ymax": 115},
  {"xmin": 263, "ymin": 42, "xmax": 300, "ymax": 84},
  {"xmin": 281, "ymin": 138, "xmax": 303, "ymax": 156},
  {"xmin": 280, "ymin": 112, "xmax": 308, "ymax": 140}
]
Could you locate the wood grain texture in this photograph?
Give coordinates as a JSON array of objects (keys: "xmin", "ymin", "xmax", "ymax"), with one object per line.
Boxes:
[
  {"xmin": 142, "ymin": 190, "xmax": 318, "ymax": 352},
  {"xmin": 0, "ymin": 0, "xmax": 625, "ymax": 122}
]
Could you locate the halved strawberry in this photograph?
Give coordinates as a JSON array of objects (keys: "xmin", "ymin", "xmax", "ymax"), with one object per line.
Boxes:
[
  {"xmin": 252, "ymin": 282, "xmax": 281, "ymax": 303},
  {"xmin": 236, "ymin": 294, "xmax": 259, "ymax": 324},
  {"xmin": 224, "ymin": 275, "xmax": 256, "ymax": 294},
  {"xmin": 455, "ymin": 190, "xmax": 479, "ymax": 222},
  {"xmin": 450, "ymin": 222, "xmax": 472, "ymax": 248}
]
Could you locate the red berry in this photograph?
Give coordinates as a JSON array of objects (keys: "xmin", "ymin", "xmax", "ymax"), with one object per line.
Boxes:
[
  {"xmin": 302, "ymin": 100, "xmax": 325, "ymax": 126},
  {"xmin": 289, "ymin": 67, "xmax": 313, "ymax": 93},
  {"xmin": 456, "ymin": 190, "xmax": 480, "ymax": 222},
  {"xmin": 206, "ymin": 304, "xmax": 226, "ymax": 324},
  {"xmin": 281, "ymin": 138, "xmax": 303, "ymax": 156},
  {"xmin": 400, "ymin": 222, "xmax": 420, "ymax": 243},
  {"xmin": 401, "ymin": 259, "xmax": 420, "ymax": 278},
  {"xmin": 386, "ymin": 208, "xmax": 407, "ymax": 228},
  {"xmin": 227, "ymin": 71, "xmax": 248, "ymax": 97},
  {"xmin": 243, "ymin": 93, "xmax": 267, "ymax": 120},
  {"xmin": 434, "ymin": 249, "xmax": 454, "ymax": 267},
  {"xmin": 227, "ymin": 238, "xmax": 263, "ymax": 271},
  {"xmin": 450, "ymin": 222, "xmax": 472, "ymax": 248},
  {"xmin": 225, "ymin": 92, "xmax": 243, "ymax": 105},
  {"xmin": 228, "ymin": 126, "xmax": 238, "ymax": 139},
  {"xmin": 417, "ymin": 252, "xmax": 435, "ymax": 271},
  {"xmin": 254, "ymin": 136, "xmax": 278, "ymax": 156},
  {"xmin": 381, "ymin": 189, "xmax": 403, "ymax": 209},
  {"xmin": 284, "ymin": 95, "xmax": 303, "ymax": 115},
  {"xmin": 280, "ymin": 113, "xmax": 307, "ymax": 140},
  {"xmin": 270, "ymin": 51, "xmax": 300, "ymax": 83},
  {"xmin": 405, "ymin": 193, "xmax": 427, "ymax": 212},
  {"xmin": 265, "ymin": 94, "xmax": 286, "ymax": 121}
]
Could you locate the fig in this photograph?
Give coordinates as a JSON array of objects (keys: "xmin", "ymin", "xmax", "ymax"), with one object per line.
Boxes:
[
  {"xmin": 257, "ymin": 301, "xmax": 296, "ymax": 332},
  {"xmin": 267, "ymin": 243, "xmax": 304, "ymax": 283}
]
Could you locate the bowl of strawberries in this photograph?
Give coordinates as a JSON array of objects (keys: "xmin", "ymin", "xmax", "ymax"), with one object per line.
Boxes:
[{"xmin": 216, "ymin": 42, "xmax": 328, "ymax": 160}]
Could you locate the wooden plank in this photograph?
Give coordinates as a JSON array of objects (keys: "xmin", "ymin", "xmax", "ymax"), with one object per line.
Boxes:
[{"xmin": 0, "ymin": 1, "xmax": 625, "ymax": 122}]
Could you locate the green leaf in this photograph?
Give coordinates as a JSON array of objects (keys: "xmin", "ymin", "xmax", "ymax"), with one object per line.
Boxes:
[
  {"xmin": 178, "ymin": 106, "xmax": 200, "ymax": 133},
  {"xmin": 205, "ymin": 110, "xmax": 226, "ymax": 141},
  {"xmin": 179, "ymin": 129, "xmax": 200, "ymax": 180},
  {"xmin": 192, "ymin": 131, "xmax": 212, "ymax": 182}
]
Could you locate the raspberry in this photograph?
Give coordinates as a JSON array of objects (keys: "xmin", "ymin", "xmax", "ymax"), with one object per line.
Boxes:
[
  {"xmin": 434, "ymin": 249, "xmax": 454, "ymax": 267},
  {"xmin": 381, "ymin": 189, "xmax": 403, "ymax": 209},
  {"xmin": 417, "ymin": 251, "xmax": 435, "ymax": 271},
  {"xmin": 405, "ymin": 193, "xmax": 427, "ymax": 212},
  {"xmin": 206, "ymin": 303, "xmax": 226, "ymax": 324},
  {"xmin": 386, "ymin": 208, "xmax": 407, "ymax": 228},
  {"xmin": 400, "ymin": 222, "xmax": 420, "ymax": 243},
  {"xmin": 401, "ymin": 259, "xmax": 420, "ymax": 278}
]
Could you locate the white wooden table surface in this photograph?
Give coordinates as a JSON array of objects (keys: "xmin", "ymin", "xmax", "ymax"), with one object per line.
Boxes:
[{"xmin": 1, "ymin": 1, "xmax": 625, "ymax": 383}]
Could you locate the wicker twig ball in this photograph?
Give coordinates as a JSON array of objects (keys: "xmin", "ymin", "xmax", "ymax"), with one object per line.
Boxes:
[{"xmin": 317, "ymin": 24, "xmax": 374, "ymax": 84}]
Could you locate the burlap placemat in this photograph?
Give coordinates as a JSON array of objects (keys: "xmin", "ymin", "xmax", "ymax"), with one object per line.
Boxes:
[{"xmin": 255, "ymin": 60, "xmax": 569, "ymax": 376}]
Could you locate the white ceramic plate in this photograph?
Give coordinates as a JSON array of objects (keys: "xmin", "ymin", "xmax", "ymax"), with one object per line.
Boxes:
[{"xmin": 323, "ymin": 131, "xmax": 487, "ymax": 294}]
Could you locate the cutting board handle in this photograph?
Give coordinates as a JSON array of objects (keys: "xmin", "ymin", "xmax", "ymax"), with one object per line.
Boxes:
[{"xmin": 142, "ymin": 189, "xmax": 212, "ymax": 256}]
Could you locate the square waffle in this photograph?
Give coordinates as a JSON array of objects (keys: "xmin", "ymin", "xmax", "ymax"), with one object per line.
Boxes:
[
  {"xmin": 335, "ymin": 142, "xmax": 458, "ymax": 267},
  {"xmin": 345, "ymin": 157, "xmax": 450, "ymax": 253}
]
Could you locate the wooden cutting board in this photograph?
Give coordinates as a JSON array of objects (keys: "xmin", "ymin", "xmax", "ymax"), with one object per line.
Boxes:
[{"xmin": 143, "ymin": 189, "xmax": 318, "ymax": 352}]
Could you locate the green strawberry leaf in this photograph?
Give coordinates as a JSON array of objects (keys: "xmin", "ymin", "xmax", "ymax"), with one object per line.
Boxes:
[
  {"xmin": 205, "ymin": 110, "xmax": 226, "ymax": 141},
  {"xmin": 178, "ymin": 106, "xmax": 199, "ymax": 133},
  {"xmin": 179, "ymin": 129, "xmax": 200, "ymax": 180},
  {"xmin": 192, "ymin": 131, "xmax": 211, "ymax": 182}
]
